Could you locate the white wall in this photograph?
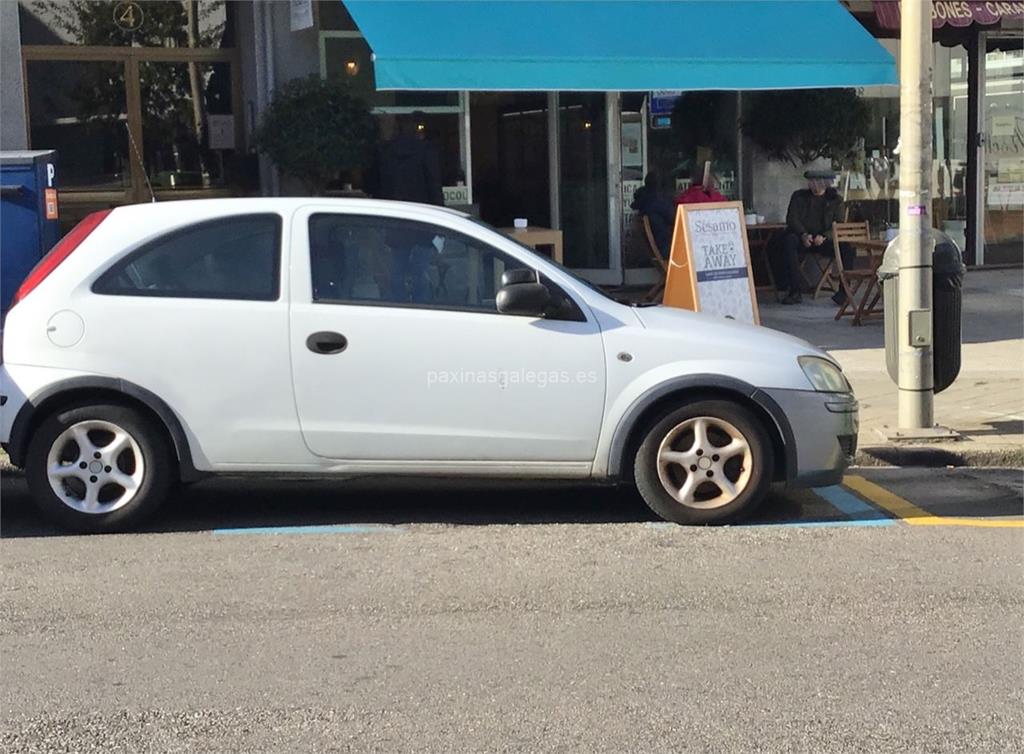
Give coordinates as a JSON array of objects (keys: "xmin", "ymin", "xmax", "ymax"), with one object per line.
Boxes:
[{"xmin": 749, "ymin": 155, "xmax": 833, "ymax": 223}]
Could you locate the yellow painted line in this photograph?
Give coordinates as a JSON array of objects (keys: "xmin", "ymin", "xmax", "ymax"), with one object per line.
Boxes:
[{"xmin": 843, "ymin": 475, "xmax": 1024, "ymax": 529}]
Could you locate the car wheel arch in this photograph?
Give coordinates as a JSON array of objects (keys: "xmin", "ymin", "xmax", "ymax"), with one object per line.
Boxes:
[
  {"xmin": 7, "ymin": 377, "xmax": 201, "ymax": 481},
  {"xmin": 607, "ymin": 375, "xmax": 796, "ymax": 484}
]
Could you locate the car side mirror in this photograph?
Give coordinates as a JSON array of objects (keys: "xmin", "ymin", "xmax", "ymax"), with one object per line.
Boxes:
[{"xmin": 496, "ymin": 280, "xmax": 551, "ymax": 318}]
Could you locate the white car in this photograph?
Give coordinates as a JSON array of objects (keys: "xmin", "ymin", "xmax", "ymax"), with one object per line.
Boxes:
[{"xmin": 0, "ymin": 199, "xmax": 857, "ymax": 533}]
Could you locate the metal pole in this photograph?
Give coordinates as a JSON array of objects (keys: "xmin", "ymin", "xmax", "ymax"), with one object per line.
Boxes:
[{"xmin": 897, "ymin": 0, "xmax": 935, "ymax": 430}]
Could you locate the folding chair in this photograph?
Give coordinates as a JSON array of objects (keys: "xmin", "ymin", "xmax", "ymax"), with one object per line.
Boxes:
[
  {"xmin": 804, "ymin": 247, "xmax": 838, "ymax": 297},
  {"xmin": 815, "ymin": 221, "xmax": 870, "ymax": 299},
  {"xmin": 829, "ymin": 221, "xmax": 882, "ymax": 325},
  {"xmin": 642, "ymin": 216, "xmax": 668, "ymax": 302}
]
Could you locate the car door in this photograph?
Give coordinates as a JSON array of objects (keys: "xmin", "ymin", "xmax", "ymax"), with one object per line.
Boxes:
[{"xmin": 288, "ymin": 206, "xmax": 607, "ymax": 463}]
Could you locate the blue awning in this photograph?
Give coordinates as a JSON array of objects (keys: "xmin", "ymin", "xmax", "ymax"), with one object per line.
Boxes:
[{"xmin": 343, "ymin": 0, "xmax": 896, "ymax": 92}]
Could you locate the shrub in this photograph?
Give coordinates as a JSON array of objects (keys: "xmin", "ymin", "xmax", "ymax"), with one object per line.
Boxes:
[
  {"xmin": 255, "ymin": 75, "xmax": 376, "ymax": 194},
  {"xmin": 743, "ymin": 89, "xmax": 870, "ymax": 167}
]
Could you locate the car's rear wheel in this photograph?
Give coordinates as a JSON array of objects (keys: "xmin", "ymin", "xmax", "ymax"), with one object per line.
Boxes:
[
  {"xmin": 25, "ymin": 404, "xmax": 174, "ymax": 533},
  {"xmin": 634, "ymin": 400, "xmax": 773, "ymax": 524}
]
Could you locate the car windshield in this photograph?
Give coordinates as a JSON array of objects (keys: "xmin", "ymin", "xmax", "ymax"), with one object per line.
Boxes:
[{"xmin": 467, "ymin": 217, "xmax": 616, "ymax": 303}]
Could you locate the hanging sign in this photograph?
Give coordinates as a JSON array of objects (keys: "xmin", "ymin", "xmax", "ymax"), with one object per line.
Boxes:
[
  {"xmin": 290, "ymin": 0, "xmax": 315, "ymax": 31},
  {"xmin": 873, "ymin": 0, "xmax": 1024, "ymax": 29},
  {"xmin": 662, "ymin": 201, "xmax": 760, "ymax": 325}
]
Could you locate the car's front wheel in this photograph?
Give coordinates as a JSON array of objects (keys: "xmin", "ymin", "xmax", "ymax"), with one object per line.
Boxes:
[
  {"xmin": 25, "ymin": 403, "xmax": 174, "ymax": 533},
  {"xmin": 634, "ymin": 400, "xmax": 773, "ymax": 524}
]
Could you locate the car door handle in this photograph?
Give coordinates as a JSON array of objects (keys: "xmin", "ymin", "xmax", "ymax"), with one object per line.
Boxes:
[{"xmin": 306, "ymin": 331, "xmax": 348, "ymax": 355}]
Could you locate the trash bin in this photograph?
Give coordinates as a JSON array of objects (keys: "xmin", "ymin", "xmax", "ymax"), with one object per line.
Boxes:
[
  {"xmin": 1, "ymin": 150, "xmax": 59, "ymax": 320},
  {"xmin": 878, "ymin": 229, "xmax": 966, "ymax": 394}
]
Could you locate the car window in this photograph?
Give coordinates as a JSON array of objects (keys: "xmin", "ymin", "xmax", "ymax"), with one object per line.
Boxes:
[
  {"xmin": 308, "ymin": 213, "xmax": 582, "ymax": 318},
  {"xmin": 466, "ymin": 216, "xmax": 617, "ymax": 304},
  {"xmin": 93, "ymin": 214, "xmax": 281, "ymax": 301}
]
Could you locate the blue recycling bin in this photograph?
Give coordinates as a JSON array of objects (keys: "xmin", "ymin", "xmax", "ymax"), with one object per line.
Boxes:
[{"xmin": 1, "ymin": 150, "xmax": 60, "ymax": 319}]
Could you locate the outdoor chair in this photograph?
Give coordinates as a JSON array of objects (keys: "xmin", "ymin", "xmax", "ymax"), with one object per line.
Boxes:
[
  {"xmin": 801, "ymin": 207, "xmax": 853, "ymax": 296},
  {"xmin": 814, "ymin": 221, "xmax": 869, "ymax": 298},
  {"xmin": 641, "ymin": 216, "xmax": 668, "ymax": 302},
  {"xmin": 828, "ymin": 221, "xmax": 883, "ymax": 326}
]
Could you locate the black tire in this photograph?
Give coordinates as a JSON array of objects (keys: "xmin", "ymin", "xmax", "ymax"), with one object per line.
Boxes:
[
  {"xmin": 24, "ymin": 403, "xmax": 175, "ymax": 533},
  {"xmin": 633, "ymin": 399, "xmax": 773, "ymax": 525}
]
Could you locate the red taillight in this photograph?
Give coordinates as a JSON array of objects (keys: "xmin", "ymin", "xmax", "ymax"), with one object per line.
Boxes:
[{"xmin": 10, "ymin": 209, "xmax": 113, "ymax": 309}]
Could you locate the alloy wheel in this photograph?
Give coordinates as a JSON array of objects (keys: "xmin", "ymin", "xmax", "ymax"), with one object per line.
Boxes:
[
  {"xmin": 45, "ymin": 420, "xmax": 145, "ymax": 514},
  {"xmin": 655, "ymin": 416, "xmax": 754, "ymax": 509}
]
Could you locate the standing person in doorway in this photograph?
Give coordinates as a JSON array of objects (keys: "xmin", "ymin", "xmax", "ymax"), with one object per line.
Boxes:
[
  {"xmin": 371, "ymin": 111, "xmax": 444, "ymax": 206},
  {"xmin": 772, "ymin": 169, "xmax": 854, "ymax": 305},
  {"xmin": 371, "ymin": 112, "xmax": 445, "ymax": 302}
]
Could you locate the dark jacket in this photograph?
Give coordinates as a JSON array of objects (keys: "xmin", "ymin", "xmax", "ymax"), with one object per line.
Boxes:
[
  {"xmin": 631, "ymin": 186, "xmax": 675, "ymax": 257},
  {"xmin": 786, "ymin": 188, "xmax": 845, "ymax": 237},
  {"xmin": 372, "ymin": 134, "xmax": 444, "ymax": 205}
]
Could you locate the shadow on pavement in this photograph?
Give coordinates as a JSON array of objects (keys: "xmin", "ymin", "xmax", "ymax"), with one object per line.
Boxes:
[
  {"xmin": 857, "ymin": 468, "xmax": 1024, "ymax": 521},
  {"xmin": 0, "ymin": 473, "xmax": 827, "ymax": 538}
]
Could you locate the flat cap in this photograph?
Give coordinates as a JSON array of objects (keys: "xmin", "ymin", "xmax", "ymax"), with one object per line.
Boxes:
[{"xmin": 804, "ymin": 168, "xmax": 837, "ymax": 180}]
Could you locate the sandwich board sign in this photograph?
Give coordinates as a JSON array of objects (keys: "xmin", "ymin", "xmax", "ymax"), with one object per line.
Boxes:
[{"xmin": 662, "ymin": 201, "xmax": 760, "ymax": 325}]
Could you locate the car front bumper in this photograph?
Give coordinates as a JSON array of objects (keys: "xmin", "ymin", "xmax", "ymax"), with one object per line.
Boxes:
[{"xmin": 761, "ymin": 388, "xmax": 859, "ymax": 488}]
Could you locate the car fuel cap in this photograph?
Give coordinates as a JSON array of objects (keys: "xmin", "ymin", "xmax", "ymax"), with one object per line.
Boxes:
[{"xmin": 46, "ymin": 310, "xmax": 86, "ymax": 348}]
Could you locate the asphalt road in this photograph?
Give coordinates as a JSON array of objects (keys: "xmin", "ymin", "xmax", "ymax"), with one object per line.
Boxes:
[{"xmin": 1, "ymin": 469, "xmax": 1022, "ymax": 753}]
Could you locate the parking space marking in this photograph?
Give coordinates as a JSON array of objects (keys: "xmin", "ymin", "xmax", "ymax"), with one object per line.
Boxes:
[
  {"xmin": 213, "ymin": 524, "xmax": 406, "ymax": 536},
  {"xmin": 761, "ymin": 518, "xmax": 894, "ymax": 528},
  {"xmin": 814, "ymin": 485, "xmax": 893, "ymax": 522},
  {"xmin": 843, "ymin": 475, "xmax": 1024, "ymax": 529}
]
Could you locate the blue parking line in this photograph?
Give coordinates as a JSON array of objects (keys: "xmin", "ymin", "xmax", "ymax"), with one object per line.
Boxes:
[
  {"xmin": 763, "ymin": 518, "xmax": 894, "ymax": 528},
  {"xmin": 814, "ymin": 485, "xmax": 893, "ymax": 522},
  {"xmin": 213, "ymin": 523, "xmax": 405, "ymax": 536}
]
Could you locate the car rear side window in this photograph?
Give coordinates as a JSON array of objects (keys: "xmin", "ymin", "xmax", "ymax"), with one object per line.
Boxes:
[{"xmin": 93, "ymin": 214, "xmax": 281, "ymax": 301}]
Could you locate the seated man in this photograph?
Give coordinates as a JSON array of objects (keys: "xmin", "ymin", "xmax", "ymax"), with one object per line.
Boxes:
[
  {"xmin": 772, "ymin": 169, "xmax": 855, "ymax": 305},
  {"xmin": 631, "ymin": 171, "xmax": 676, "ymax": 258}
]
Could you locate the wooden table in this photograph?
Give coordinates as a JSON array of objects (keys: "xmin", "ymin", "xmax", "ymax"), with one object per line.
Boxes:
[
  {"xmin": 745, "ymin": 223, "xmax": 786, "ymax": 291},
  {"xmin": 500, "ymin": 226, "xmax": 564, "ymax": 264}
]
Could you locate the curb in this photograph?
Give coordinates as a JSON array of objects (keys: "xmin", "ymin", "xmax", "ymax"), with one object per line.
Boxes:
[{"xmin": 854, "ymin": 444, "xmax": 1024, "ymax": 468}]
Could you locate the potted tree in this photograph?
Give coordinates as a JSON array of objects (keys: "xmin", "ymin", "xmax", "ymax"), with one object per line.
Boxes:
[
  {"xmin": 743, "ymin": 89, "xmax": 869, "ymax": 169},
  {"xmin": 255, "ymin": 75, "xmax": 376, "ymax": 195}
]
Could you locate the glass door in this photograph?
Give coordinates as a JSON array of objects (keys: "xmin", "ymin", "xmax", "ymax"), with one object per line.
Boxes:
[
  {"xmin": 980, "ymin": 40, "xmax": 1023, "ymax": 264},
  {"xmin": 139, "ymin": 60, "xmax": 238, "ymax": 196},
  {"xmin": 558, "ymin": 92, "xmax": 613, "ymax": 281},
  {"xmin": 469, "ymin": 92, "xmax": 550, "ymax": 227}
]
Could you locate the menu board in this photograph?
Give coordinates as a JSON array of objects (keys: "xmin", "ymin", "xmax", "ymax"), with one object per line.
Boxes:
[{"xmin": 662, "ymin": 201, "xmax": 760, "ymax": 325}]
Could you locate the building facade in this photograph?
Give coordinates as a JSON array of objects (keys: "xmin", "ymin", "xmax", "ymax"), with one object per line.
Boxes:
[{"xmin": 5, "ymin": 0, "xmax": 1021, "ymax": 280}]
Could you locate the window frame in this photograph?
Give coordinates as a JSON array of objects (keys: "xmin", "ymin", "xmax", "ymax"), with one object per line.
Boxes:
[
  {"xmin": 92, "ymin": 213, "xmax": 283, "ymax": 302},
  {"xmin": 306, "ymin": 213, "xmax": 587, "ymax": 322}
]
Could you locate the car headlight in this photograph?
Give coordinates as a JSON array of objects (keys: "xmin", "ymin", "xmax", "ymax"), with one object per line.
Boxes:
[{"xmin": 798, "ymin": 356, "xmax": 850, "ymax": 393}]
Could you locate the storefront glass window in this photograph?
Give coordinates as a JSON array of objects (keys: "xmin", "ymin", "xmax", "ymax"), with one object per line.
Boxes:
[
  {"xmin": 138, "ymin": 61, "xmax": 237, "ymax": 191},
  {"xmin": 559, "ymin": 93, "xmax": 609, "ymax": 269},
  {"xmin": 470, "ymin": 93, "xmax": 551, "ymax": 228},
  {"xmin": 854, "ymin": 39, "xmax": 1022, "ymax": 264},
  {"xmin": 18, "ymin": 1, "xmax": 232, "ymax": 49},
  {"xmin": 854, "ymin": 43, "xmax": 970, "ymax": 246},
  {"xmin": 25, "ymin": 59, "xmax": 131, "ymax": 190},
  {"xmin": 320, "ymin": 5, "xmax": 464, "ymax": 201},
  {"xmin": 982, "ymin": 44, "xmax": 1023, "ymax": 264},
  {"xmin": 646, "ymin": 92, "xmax": 739, "ymax": 203}
]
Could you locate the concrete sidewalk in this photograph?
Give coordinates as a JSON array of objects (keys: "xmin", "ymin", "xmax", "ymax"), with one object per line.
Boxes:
[{"xmin": 760, "ymin": 267, "xmax": 1024, "ymax": 466}]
